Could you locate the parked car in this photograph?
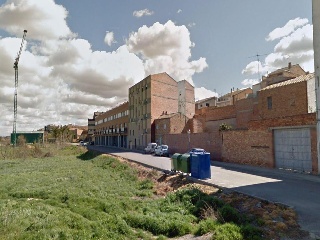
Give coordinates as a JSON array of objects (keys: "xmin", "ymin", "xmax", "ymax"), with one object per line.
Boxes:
[
  {"xmin": 79, "ymin": 141, "xmax": 88, "ymax": 146},
  {"xmin": 154, "ymin": 145, "xmax": 169, "ymax": 157},
  {"xmin": 189, "ymin": 148, "xmax": 206, "ymax": 154},
  {"xmin": 144, "ymin": 143, "xmax": 157, "ymax": 154}
]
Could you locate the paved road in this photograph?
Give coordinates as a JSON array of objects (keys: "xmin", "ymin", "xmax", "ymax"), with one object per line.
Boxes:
[{"xmin": 88, "ymin": 145, "xmax": 320, "ymax": 239}]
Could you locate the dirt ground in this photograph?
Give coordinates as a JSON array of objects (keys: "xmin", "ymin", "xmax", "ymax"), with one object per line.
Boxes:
[{"xmin": 114, "ymin": 155, "xmax": 311, "ymax": 240}]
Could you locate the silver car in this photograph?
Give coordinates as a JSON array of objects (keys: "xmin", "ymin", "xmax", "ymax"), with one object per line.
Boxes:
[{"xmin": 154, "ymin": 145, "xmax": 169, "ymax": 157}]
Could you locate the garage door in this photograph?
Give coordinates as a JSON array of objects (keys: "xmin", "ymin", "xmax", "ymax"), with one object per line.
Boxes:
[{"xmin": 274, "ymin": 128, "xmax": 312, "ymax": 173}]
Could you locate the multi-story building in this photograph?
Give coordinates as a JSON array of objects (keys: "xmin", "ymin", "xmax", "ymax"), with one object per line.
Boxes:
[
  {"xmin": 128, "ymin": 72, "xmax": 195, "ymax": 150},
  {"xmin": 94, "ymin": 102, "xmax": 129, "ymax": 147},
  {"xmin": 87, "ymin": 112, "xmax": 103, "ymax": 142}
]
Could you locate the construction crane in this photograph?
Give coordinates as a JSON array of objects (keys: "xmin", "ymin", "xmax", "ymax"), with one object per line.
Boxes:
[{"xmin": 13, "ymin": 30, "xmax": 27, "ymax": 147}]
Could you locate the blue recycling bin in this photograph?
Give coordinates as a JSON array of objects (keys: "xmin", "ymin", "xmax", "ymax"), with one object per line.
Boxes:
[{"xmin": 190, "ymin": 152, "xmax": 211, "ymax": 179}]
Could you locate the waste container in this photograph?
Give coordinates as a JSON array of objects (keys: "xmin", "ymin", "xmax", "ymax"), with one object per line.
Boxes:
[
  {"xmin": 190, "ymin": 152, "xmax": 211, "ymax": 179},
  {"xmin": 179, "ymin": 154, "xmax": 191, "ymax": 173},
  {"xmin": 171, "ymin": 153, "xmax": 182, "ymax": 171}
]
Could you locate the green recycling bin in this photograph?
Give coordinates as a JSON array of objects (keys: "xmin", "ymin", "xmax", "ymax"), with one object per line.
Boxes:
[
  {"xmin": 179, "ymin": 153, "xmax": 191, "ymax": 173},
  {"xmin": 171, "ymin": 153, "xmax": 182, "ymax": 171}
]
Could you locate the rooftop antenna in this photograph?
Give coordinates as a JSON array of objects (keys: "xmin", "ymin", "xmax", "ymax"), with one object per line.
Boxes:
[
  {"xmin": 248, "ymin": 53, "xmax": 268, "ymax": 81},
  {"xmin": 13, "ymin": 30, "xmax": 27, "ymax": 147}
]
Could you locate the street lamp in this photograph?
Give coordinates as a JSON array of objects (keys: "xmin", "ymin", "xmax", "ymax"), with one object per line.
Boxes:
[{"xmin": 187, "ymin": 129, "xmax": 191, "ymax": 151}]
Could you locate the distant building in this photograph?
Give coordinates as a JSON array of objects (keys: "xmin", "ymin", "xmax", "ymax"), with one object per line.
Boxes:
[
  {"xmin": 195, "ymin": 96, "xmax": 217, "ymax": 110},
  {"xmin": 94, "ymin": 102, "xmax": 129, "ymax": 147},
  {"xmin": 87, "ymin": 112, "xmax": 104, "ymax": 142},
  {"xmin": 128, "ymin": 73, "xmax": 195, "ymax": 150},
  {"xmin": 253, "ymin": 63, "xmax": 307, "ymax": 95},
  {"xmin": 216, "ymin": 87, "xmax": 252, "ymax": 107}
]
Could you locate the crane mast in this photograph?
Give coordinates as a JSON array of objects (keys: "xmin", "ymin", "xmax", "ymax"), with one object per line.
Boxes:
[{"xmin": 13, "ymin": 30, "xmax": 27, "ymax": 147}]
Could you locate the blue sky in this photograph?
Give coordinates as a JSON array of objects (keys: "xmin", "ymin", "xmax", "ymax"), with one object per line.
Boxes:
[{"xmin": 0, "ymin": 0, "xmax": 314, "ymax": 136}]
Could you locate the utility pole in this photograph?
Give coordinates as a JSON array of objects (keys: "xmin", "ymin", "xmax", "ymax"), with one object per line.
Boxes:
[
  {"xmin": 313, "ymin": 0, "xmax": 320, "ymax": 174},
  {"xmin": 13, "ymin": 30, "xmax": 27, "ymax": 147}
]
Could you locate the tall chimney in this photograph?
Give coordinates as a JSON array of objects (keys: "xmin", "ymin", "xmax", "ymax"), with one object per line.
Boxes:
[{"xmin": 288, "ymin": 62, "xmax": 292, "ymax": 69}]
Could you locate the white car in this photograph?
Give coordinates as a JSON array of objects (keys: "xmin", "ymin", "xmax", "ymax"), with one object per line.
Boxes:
[
  {"xmin": 154, "ymin": 145, "xmax": 169, "ymax": 157},
  {"xmin": 144, "ymin": 143, "xmax": 157, "ymax": 154}
]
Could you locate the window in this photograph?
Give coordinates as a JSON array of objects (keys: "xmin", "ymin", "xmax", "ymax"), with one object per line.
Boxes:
[
  {"xmin": 267, "ymin": 97, "xmax": 272, "ymax": 109},
  {"xmin": 206, "ymin": 103, "xmax": 209, "ymax": 107},
  {"xmin": 164, "ymin": 124, "xmax": 166, "ymax": 130}
]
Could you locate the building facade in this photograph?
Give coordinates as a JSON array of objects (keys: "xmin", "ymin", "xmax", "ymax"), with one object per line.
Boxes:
[
  {"xmin": 216, "ymin": 87, "xmax": 252, "ymax": 107},
  {"xmin": 128, "ymin": 73, "xmax": 195, "ymax": 150},
  {"xmin": 87, "ymin": 112, "xmax": 103, "ymax": 142},
  {"xmin": 94, "ymin": 102, "xmax": 129, "ymax": 147},
  {"xmin": 195, "ymin": 96, "xmax": 217, "ymax": 110}
]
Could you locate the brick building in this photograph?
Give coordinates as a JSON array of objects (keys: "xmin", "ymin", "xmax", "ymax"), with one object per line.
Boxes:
[
  {"xmin": 163, "ymin": 72, "xmax": 318, "ymax": 174},
  {"xmin": 154, "ymin": 112, "xmax": 189, "ymax": 144},
  {"xmin": 94, "ymin": 102, "xmax": 129, "ymax": 147},
  {"xmin": 128, "ymin": 73, "xmax": 195, "ymax": 150}
]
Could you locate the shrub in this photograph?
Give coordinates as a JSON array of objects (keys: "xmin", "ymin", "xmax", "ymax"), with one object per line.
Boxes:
[
  {"xmin": 241, "ymin": 224, "xmax": 263, "ymax": 240},
  {"xmin": 218, "ymin": 204, "xmax": 240, "ymax": 224},
  {"xmin": 195, "ymin": 218, "xmax": 218, "ymax": 236},
  {"xmin": 212, "ymin": 223, "xmax": 243, "ymax": 240}
]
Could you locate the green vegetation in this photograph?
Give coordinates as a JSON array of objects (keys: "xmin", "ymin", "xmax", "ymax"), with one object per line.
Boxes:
[{"xmin": 0, "ymin": 145, "xmax": 263, "ymax": 239}]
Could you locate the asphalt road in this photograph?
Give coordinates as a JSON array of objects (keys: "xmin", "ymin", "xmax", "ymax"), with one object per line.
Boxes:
[{"xmin": 88, "ymin": 145, "xmax": 320, "ymax": 239}]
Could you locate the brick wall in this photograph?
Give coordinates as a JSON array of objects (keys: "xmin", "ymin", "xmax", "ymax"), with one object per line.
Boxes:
[
  {"xmin": 235, "ymin": 97, "xmax": 254, "ymax": 128},
  {"xmin": 205, "ymin": 105, "xmax": 236, "ymax": 121},
  {"xmin": 249, "ymin": 113, "xmax": 316, "ymax": 130},
  {"xmin": 258, "ymin": 81, "xmax": 308, "ymax": 119},
  {"xmin": 151, "ymin": 73, "xmax": 178, "ymax": 120},
  {"xmin": 162, "ymin": 131, "xmax": 222, "ymax": 160},
  {"xmin": 221, "ymin": 129, "xmax": 274, "ymax": 168}
]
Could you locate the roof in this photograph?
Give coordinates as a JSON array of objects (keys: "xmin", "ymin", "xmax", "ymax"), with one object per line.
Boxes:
[
  {"xmin": 260, "ymin": 73, "xmax": 314, "ymax": 91},
  {"xmin": 267, "ymin": 63, "xmax": 302, "ymax": 76},
  {"xmin": 196, "ymin": 96, "xmax": 217, "ymax": 104}
]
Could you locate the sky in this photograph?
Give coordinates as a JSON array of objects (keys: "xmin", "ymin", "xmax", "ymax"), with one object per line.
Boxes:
[{"xmin": 0, "ymin": 0, "xmax": 314, "ymax": 136}]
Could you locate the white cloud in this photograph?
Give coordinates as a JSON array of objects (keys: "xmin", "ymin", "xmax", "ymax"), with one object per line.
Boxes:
[
  {"xmin": 126, "ymin": 20, "xmax": 208, "ymax": 84},
  {"xmin": 0, "ymin": 2, "xmax": 208, "ymax": 136},
  {"xmin": 194, "ymin": 87, "xmax": 218, "ymax": 101},
  {"xmin": 177, "ymin": 9, "xmax": 182, "ymax": 14},
  {"xmin": 241, "ymin": 61, "xmax": 267, "ymax": 75},
  {"xmin": 266, "ymin": 17, "xmax": 308, "ymax": 41},
  {"xmin": 0, "ymin": 0, "xmax": 74, "ymax": 40},
  {"xmin": 188, "ymin": 23, "xmax": 196, "ymax": 28},
  {"xmin": 104, "ymin": 31, "xmax": 116, "ymax": 46},
  {"xmin": 133, "ymin": 9, "xmax": 154, "ymax": 18},
  {"xmin": 242, "ymin": 18, "xmax": 314, "ymax": 80},
  {"xmin": 241, "ymin": 79, "xmax": 259, "ymax": 87}
]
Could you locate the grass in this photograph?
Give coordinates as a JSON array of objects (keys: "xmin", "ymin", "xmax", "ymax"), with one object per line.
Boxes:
[{"xmin": 0, "ymin": 144, "xmax": 263, "ymax": 239}]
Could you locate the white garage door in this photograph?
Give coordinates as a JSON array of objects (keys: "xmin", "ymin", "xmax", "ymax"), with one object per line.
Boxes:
[{"xmin": 274, "ymin": 128, "xmax": 312, "ymax": 173}]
